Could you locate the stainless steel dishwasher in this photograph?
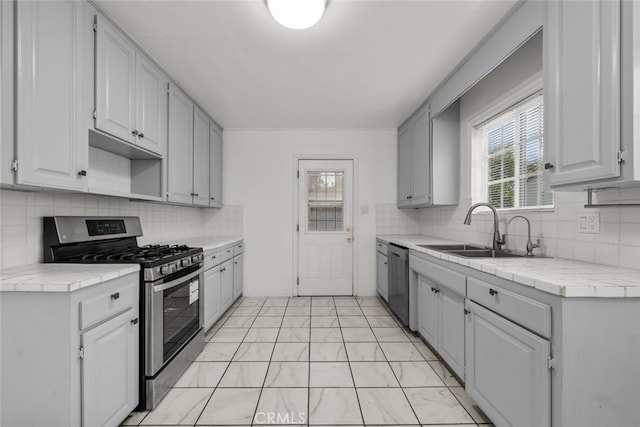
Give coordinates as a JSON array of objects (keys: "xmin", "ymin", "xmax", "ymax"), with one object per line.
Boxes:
[{"xmin": 387, "ymin": 244, "xmax": 409, "ymax": 326}]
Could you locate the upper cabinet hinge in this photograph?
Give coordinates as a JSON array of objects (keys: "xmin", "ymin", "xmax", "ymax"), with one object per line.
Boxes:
[
  {"xmin": 10, "ymin": 159, "xmax": 18, "ymax": 172},
  {"xmin": 296, "ymin": 277, "xmax": 299, "ymax": 286},
  {"xmin": 296, "ymin": 170, "xmax": 299, "ymax": 179},
  {"xmin": 296, "ymin": 224, "xmax": 299, "ymax": 232},
  {"xmin": 92, "ymin": 110, "xmax": 97, "ymax": 120},
  {"xmin": 547, "ymin": 355, "xmax": 555, "ymax": 370},
  {"xmin": 617, "ymin": 150, "xmax": 626, "ymax": 164},
  {"xmin": 78, "ymin": 346, "xmax": 85, "ymax": 360}
]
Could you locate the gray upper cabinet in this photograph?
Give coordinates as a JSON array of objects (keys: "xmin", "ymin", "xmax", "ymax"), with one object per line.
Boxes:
[
  {"xmin": 397, "ymin": 123, "xmax": 412, "ymax": 207},
  {"xmin": 192, "ymin": 106, "xmax": 210, "ymax": 206},
  {"xmin": 398, "ymin": 102, "xmax": 459, "ymax": 209},
  {"xmin": 95, "ymin": 15, "xmax": 136, "ymax": 145},
  {"xmin": 209, "ymin": 124, "xmax": 223, "ymax": 208},
  {"xmin": 168, "ymin": 86, "xmax": 220, "ymax": 207},
  {"xmin": 15, "ymin": 0, "xmax": 90, "ymax": 191},
  {"xmin": 544, "ymin": 0, "xmax": 621, "ymax": 188},
  {"xmin": 135, "ymin": 54, "xmax": 168, "ymax": 155},
  {"xmin": 410, "ymin": 106, "xmax": 431, "ymax": 206},
  {"xmin": 96, "ymin": 15, "xmax": 167, "ymax": 157},
  {"xmin": 167, "ymin": 84, "xmax": 195, "ymax": 204}
]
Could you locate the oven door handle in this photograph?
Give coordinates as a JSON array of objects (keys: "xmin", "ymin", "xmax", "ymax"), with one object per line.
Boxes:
[{"xmin": 153, "ymin": 267, "xmax": 203, "ymax": 293}]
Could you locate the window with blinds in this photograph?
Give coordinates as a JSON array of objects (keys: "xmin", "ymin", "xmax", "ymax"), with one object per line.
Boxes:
[{"xmin": 473, "ymin": 94, "xmax": 552, "ymax": 209}]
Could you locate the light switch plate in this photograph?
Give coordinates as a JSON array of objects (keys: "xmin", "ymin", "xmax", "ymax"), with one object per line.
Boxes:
[{"xmin": 578, "ymin": 212, "xmax": 600, "ymax": 234}]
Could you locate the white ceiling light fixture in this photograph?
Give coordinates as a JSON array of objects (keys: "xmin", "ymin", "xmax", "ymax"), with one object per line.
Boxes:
[{"xmin": 267, "ymin": 0, "xmax": 327, "ymax": 30}]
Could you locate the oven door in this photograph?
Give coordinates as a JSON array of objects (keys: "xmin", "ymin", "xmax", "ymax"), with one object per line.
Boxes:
[{"xmin": 146, "ymin": 265, "xmax": 203, "ymax": 376}]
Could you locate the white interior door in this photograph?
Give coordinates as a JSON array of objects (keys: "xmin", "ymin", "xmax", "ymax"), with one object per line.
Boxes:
[{"xmin": 298, "ymin": 159, "xmax": 354, "ymax": 296}]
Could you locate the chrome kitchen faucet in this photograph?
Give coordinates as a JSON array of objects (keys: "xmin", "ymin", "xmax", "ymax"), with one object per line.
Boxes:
[{"xmin": 463, "ymin": 202, "xmax": 505, "ymax": 252}]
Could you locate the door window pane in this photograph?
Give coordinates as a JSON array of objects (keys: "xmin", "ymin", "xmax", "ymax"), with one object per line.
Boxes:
[{"xmin": 307, "ymin": 171, "xmax": 344, "ymax": 232}]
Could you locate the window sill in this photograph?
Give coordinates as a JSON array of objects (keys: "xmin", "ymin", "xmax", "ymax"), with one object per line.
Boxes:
[{"xmin": 470, "ymin": 206, "xmax": 555, "ymax": 215}]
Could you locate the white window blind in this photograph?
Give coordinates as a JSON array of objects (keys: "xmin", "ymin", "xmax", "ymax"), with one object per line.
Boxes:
[{"xmin": 472, "ymin": 94, "xmax": 552, "ymax": 209}]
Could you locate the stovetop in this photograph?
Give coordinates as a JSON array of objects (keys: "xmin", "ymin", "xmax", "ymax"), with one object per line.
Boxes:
[{"xmin": 62, "ymin": 244, "xmax": 202, "ymax": 268}]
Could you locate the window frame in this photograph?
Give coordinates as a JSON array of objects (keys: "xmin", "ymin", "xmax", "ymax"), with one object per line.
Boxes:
[{"xmin": 468, "ymin": 74, "xmax": 553, "ymax": 213}]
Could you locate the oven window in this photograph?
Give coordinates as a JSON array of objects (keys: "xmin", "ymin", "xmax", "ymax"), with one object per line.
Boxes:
[{"xmin": 163, "ymin": 276, "xmax": 199, "ymax": 362}]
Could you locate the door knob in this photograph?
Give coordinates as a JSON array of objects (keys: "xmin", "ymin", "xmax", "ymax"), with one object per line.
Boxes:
[{"xmin": 346, "ymin": 236, "xmax": 353, "ymax": 243}]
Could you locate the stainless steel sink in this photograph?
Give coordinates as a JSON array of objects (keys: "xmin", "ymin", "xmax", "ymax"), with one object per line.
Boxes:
[
  {"xmin": 445, "ymin": 249, "xmax": 527, "ymax": 258},
  {"xmin": 419, "ymin": 244, "xmax": 487, "ymax": 251}
]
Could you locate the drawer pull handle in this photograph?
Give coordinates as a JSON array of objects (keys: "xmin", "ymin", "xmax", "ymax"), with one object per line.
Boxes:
[
  {"xmin": 131, "ymin": 318, "xmax": 139, "ymax": 325},
  {"xmin": 110, "ymin": 292, "xmax": 120, "ymax": 300},
  {"xmin": 489, "ymin": 288, "xmax": 498, "ymax": 296}
]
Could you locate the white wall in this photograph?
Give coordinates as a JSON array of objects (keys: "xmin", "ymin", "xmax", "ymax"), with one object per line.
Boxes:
[{"xmin": 223, "ymin": 129, "xmax": 397, "ymax": 297}]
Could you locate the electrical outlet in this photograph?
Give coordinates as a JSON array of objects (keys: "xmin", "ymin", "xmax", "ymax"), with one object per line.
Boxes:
[{"xmin": 578, "ymin": 212, "xmax": 600, "ymax": 234}]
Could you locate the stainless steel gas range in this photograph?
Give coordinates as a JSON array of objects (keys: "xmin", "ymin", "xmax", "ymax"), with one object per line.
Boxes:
[{"xmin": 43, "ymin": 216, "xmax": 204, "ymax": 410}]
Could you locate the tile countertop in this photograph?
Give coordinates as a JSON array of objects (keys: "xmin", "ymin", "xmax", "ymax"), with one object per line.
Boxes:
[
  {"xmin": 161, "ymin": 236, "xmax": 243, "ymax": 253},
  {"xmin": 0, "ymin": 263, "xmax": 140, "ymax": 293},
  {"xmin": 377, "ymin": 234, "xmax": 640, "ymax": 298}
]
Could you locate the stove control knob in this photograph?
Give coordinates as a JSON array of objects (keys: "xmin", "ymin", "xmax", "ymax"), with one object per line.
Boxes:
[
  {"xmin": 191, "ymin": 255, "xmax": 201, "ymax": 264},
  {"xmin": 181, "ymin": 259, "xmax": 190, "ymax": 268},
  {"xmin": 160, "ymin": 266, "xmax": 170, "ymax": 275}
]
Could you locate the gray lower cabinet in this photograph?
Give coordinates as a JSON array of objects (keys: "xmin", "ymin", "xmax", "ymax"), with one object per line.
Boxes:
[
  {"xmin": 438, "ymin": 286, "xmax": 465, "ymax": 377},
  {"xmin": 376, "ymin": 251, "xmax": 388, "ymax": 302},
  {"xmin": 417, "ymin": 274, "xmax": 438, "ymax": 346},
  {"xmin": 414, "ymin": 256, "xmax": 466, "ymax": 379},
  {"xmin": 203, "ymin": 264, "xmax": 222, "ymax": 331},
  {"xmin": 0, "ymin": 273, "xmax": 139, "ymax": 427},
  {"xmin": 82, "ymin": 306, "xmax": 139, "ymax": 427},
  {"xmin": 220, "ymin": 259, "xmax": 234, "ymax": 313},
  {"xmin": 15, "ymin": 0, "xmax": 92, "ymax": 191},
  {"xmin": 410, "ymin": 248, "xmax": 640, "ymax": 426},
  {"xmin": 233, "ymin": 253, "xmax": 244, "ymax": 300},
  {"xmin": 465, "ymin": 300, "xmax": 550, "ymax": 427},
  {"xmin": 203, "ymin": 243, "xmax": 243, "ymax": 330}
]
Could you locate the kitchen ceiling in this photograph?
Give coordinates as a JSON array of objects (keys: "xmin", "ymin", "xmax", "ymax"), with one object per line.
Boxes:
[{"xmin": 95, "ymin": 0, "xmax": 518, "ymax": 129}]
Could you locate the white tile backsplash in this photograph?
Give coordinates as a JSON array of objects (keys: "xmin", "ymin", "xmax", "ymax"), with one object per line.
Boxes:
[
  {"xmin": 0, "ymin": 189, "xmax": 243, "ymax": 269},
  {"xmin": 376, "ymin": 189, "xmax": 640, "ymax": 270}
]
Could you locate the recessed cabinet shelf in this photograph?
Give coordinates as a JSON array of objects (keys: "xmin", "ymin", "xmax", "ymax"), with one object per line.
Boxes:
[{"xmin": 88, "ymin": 144, "xmax": 162, "ymax": 201}]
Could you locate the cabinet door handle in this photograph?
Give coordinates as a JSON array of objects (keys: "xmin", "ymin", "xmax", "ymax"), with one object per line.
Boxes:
[
  {"xmin": 489, "ymin": 288, "xmax": 498, "ymax": 296},
  {"xmin": 131, "ymin": 318, "xmax": 139, "ymax": 325},
  {"xmin": 406, "ymin": 195, "xmax": 412, "ymax": 199},
  {"xmin": 221, "ymin": 268, "xmax": 225, "ymax": 272},
  {"xmin": 211, "ymin": 197, "xmax": 215, "ymax": 200},
  {"xmin": 110, "ymin": 292, "xmax": 120, "ymax": 300},
  {"xmin": 544, "ymin": 163, "xmax": 554, "ymax": 170},
  {"xmin": 464, "ymin": 308, "xmax": 470, "ymax": 315},
  {"xmin": 138, "ymin": 132, "xmax": 144, "ymax": 139},
  {"xmin": 132, "ymin": 130, "xmax": 139, "ymax": 136},
  {"xmin": 78, "ymin": 170, "xmax": 87, "ymax": 176},
  {"xmin": 384, "ymin": 262, "xmax": 387, "ymax": 265},
  {"xmin": 191, "ymin": 192, "xmax": 199, "ymax": 197}
]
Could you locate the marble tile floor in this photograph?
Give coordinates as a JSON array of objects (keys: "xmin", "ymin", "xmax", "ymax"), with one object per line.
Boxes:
[{"xmin": 122, "ymin": 296, "xmax": 494, "ymax": 427}]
